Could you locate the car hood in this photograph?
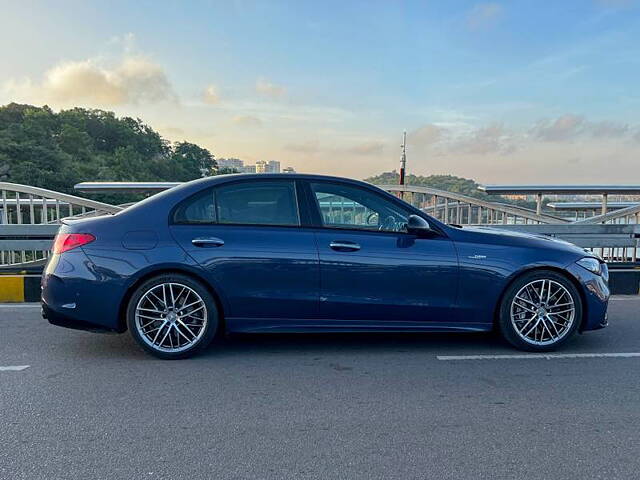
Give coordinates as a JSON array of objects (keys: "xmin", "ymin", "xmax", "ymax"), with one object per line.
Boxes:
[{"xmin": 452, "ymin": 225, "xmax": 587, "ymax": 255}]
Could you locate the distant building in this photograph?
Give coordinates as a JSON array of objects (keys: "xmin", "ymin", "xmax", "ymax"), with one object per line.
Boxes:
[
  {"xmin": 266, "ymin": 160, "xmax": 280, "ymax": 173},
  {"xmin": 282, "ymin": 166, "xmax": 296, "ymax": 173},
  {"xmin": 502, "ymin": 194, "xmax": 528, "ymax": 201},
  {"xmin": 255, "ymin": 160, "xmax": 268, "ymax": 173},
  {"xmin": 219, "ymin": 158, "xmax": 283, "ymax": 174},
  {"xmin": 218, "ymin": 158, "xmax": 244, "ymax": 170}
]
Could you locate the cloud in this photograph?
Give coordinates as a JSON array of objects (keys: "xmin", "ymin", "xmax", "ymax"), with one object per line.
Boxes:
[
  {"xmin": 284, "ymin": 141, "xmax": 319, "ymax": 154},
  {"xmin": 232, "ymin": 115, "xmax": 262, "ymax": 127},
  {"xmin": 348, "ymin": 141, "xmax": 385, "ymax": 155},
  {"xmin": 466, "ymin": 3, "xmax": 503, "ymax": 30},
  {"xmin": 409, "ymin": 124, "xmax": 443, "ymax": 147},
  {"xmin": 407, "ymin": 122, "xmax": 517, "ymax": 155},
  {"xmin": 589, "ymin": 120, "xmax": 629, "ymax": 138},
  {"xmin": 203, "ymin": 84, "xmax": 220, "ymax": 104},
  {"xmin": 530, "ymin": 115, "xmax": 630, "ymax": 142},
  {"xmin": 450, "ymin": 124, "xmax": 518, "ymax": 155},
  {"xmin": 255, "ymin": 78, "xmax": 286, "ymax": 98},
  {"xmin": 3, "ymin": 56, "xmax": 175, "ymax": 107},
  {"xmin": 406, "ymin": 115, "xmax": 635, "ymax": 161},
  {"xmin": 530, "ymin": 114, "xmax": 586, "ymax": 141}
]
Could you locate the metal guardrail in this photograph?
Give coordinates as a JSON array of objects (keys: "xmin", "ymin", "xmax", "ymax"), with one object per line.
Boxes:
[
  {"xmin": 74, "ymin": 181, "xmax": 181, "ymax": 193},
  {"xmin": 382, "ymin": 184, "xmax": 639, "ymax": 262},
  {"xmin": 479, "ymin": 184, "xmax": 640, "ymax": 216},
  {"xmin": 574, "ymin": 203, "xmax": 640, "ymax": 225},
  {"xmin": 1, "ymin": 181, "xmax": 639, "ymax": 266},
  {"xmin": 0, "ymin": 225, "xmax": 60, "ymax": 252},
  {"xmin": 0, "ymin": 183, "xmax": 122, "ymax": 265},
  {"xmin": 380, "ymin": 184, "xmax": 568, "ymax": 225}
]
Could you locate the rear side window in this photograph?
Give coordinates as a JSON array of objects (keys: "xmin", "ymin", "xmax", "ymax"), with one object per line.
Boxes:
[
  {"xmin": 173, "ymin": 180, "xmax": 300, "ymax": 226},
  {"xmin": 173, "ymin": 189, "xmax": 216, "ymax": 224},
  {"xmin": 216, "ymin": 181, "xmax": 299, "ymax": 226}
]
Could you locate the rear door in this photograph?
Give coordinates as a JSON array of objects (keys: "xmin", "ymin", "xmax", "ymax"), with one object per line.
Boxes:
[{"xmin": 169, "ymin": 179, "xmax": 319, "ymax": 324}]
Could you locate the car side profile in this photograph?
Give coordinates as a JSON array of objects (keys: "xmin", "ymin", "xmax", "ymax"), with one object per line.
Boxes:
[{"xmin": 41, "ymin": 174, "xmax": 610, "ymax": 359}]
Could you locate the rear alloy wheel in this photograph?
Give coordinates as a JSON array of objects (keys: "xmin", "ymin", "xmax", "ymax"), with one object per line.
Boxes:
[
  {"xmin": 498, "ymin": 271, "xmax": 582, "ymax": 351},
  {"xmin": 126, "ymin": 274, "xmax": 219, "ymax": 359}
]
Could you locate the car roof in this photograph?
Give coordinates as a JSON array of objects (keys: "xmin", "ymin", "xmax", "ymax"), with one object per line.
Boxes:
[
  {"xmin": 201, "ymin": 172, "xmax": 372, "ymax": 184},
  {"xmin": 119, "ymin": 173, "xmax": 383, "ymax": 217}
]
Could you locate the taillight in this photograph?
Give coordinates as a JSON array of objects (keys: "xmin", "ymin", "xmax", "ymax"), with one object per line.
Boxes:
[{"xmin": 52, "ymin": 233, "xmax": 95, "ymax": 254}]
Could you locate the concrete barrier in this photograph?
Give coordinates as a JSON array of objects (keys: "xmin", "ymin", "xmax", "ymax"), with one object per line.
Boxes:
[
  {"xmin": 0, "ymin": 275, "xmax": 41, "ymax": 302},
  {"xmin": 608, "ymin": 266, "xmax": 640, "ymax": 295}
]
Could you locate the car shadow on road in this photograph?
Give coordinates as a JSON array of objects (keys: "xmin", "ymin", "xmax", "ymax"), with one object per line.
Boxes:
[
  {"xmin": 63, "ymin": 324, "xmax": 613, "ymax": 361},
  {"xmin": 209, "ymin": 331, "xmax": 507, "ymax": 356},
  {"xmin": 64, "ymin": 329, "xmax": 509, "ymax": 361}
]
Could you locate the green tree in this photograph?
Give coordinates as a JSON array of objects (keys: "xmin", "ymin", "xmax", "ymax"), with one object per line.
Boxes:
[
  {"xmin": 365, "ymin": 171, "xmax": 537, "ymax": 210},
  {"xmin": 365, "ymin": 171, "xmax": 493, "ymax": 199},
  {"xmin": 0, "ymin": 103, "xmax": 217, "ymax": 203}
]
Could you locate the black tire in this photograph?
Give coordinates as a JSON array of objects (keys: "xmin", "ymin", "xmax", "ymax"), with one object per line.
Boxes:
[
  {"xmin": 498, "ymin": 270, "xmax": 582, "ymax": 352},
  {"xmin": 126, "ymin": 273, "xmax": 219, "ymax": 359}
]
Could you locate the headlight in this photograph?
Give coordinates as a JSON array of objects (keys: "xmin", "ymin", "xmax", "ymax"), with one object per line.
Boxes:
[{"xmin": 576, "ymin": 257, "xmax": 602, "ymax": 276}]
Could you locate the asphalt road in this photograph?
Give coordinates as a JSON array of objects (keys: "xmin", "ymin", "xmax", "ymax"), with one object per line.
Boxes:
[{"xmin": 1, "ymin": 298, "xmax": 640, "ymax": 480}]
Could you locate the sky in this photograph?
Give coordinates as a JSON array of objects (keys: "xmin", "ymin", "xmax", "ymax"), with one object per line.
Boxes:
[{"xmin": 1, "ymin": 0, "xmax": 640, "ymax": 183}]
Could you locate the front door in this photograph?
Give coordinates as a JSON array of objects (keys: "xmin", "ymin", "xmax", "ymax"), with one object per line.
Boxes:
[
  {"xmin": 307, "ymin": 181, "xmax": 458, "ymax": 323},
  {"xmin": 169, "ymin": 179, "xmax": 319, "ymax": 324}
]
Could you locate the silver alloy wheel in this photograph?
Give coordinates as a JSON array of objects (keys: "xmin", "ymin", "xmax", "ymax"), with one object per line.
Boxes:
[
  {"xmin": 135, "ymin": 282, "xmax": 208, "ymax": 353},
  {"xmin": 510, "ymin": 279, "xmax": 576, "ymax": 346}
]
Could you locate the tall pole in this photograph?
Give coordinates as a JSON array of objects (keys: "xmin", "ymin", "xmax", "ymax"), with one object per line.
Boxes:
[{"xmin": 399, "ymin": 130, "xmax": 407, "ymax": 199}]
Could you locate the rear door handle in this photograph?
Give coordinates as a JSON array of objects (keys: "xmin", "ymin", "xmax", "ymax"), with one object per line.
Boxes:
[
  {"xmin": 192, "ymin": 237, "xmax": 225, "ymax": 247},
  {"xmin": 329, "ymin": 241, "xmax": 361, "ymax": 252}
]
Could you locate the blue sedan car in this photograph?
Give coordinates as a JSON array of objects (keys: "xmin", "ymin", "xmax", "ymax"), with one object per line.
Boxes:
[{"xmin": 42, "ymin": 174, "xmax": 609, "ymax": 359}]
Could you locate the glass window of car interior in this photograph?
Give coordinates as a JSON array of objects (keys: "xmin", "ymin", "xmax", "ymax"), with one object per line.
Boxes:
[
  {"xmin": 310, "ymin": 182, "xmax": 409, "ymax": 233},
  {"xmin": 173, "ymin": 180, "xmax": 300, "ymax": 226}
]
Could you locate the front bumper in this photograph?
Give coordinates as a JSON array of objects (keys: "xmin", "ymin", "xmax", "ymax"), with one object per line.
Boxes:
[{"xmin": 566, "ymin": 263, "xmax": 610, "ymax": 332}]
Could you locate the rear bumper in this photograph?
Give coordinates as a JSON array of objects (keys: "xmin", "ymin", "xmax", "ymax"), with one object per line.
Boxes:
[
  {"xmin": 41, "ymin": 250, "xmax": 125, "ymax": 332},
  {"xmin": 42, "ymin": 302, "xmax": 117, "ymax": 333}
]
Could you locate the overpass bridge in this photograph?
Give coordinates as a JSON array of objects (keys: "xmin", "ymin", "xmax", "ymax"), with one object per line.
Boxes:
[{"xmin": 0, "ymin": 181, "xmax": 639, "ymax": 268}]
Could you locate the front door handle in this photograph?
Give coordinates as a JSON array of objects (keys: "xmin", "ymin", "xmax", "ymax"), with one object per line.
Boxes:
[
  {"xmin": 329, "ymin": 241, "xmax": 361, "ymax": 252},
  {"xmin": 192, "ymin": 237, "xmax": 225, "ymax": 247}
]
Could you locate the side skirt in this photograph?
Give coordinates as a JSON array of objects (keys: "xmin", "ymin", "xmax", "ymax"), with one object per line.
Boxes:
[{"xmin": 226, "ymin": 318, "xmax": 493, "ymax": 334}]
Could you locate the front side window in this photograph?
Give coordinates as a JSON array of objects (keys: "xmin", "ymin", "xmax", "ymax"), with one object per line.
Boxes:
[
  {"xmin": 310, "ymin": 182, "xmax": 409, "ymax": 233},
  {"xmin": 216, "ymin": 180, "xmax": 300, "ymax": 226}
]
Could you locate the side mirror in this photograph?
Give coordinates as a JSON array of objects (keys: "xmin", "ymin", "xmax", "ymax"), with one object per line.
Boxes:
[{"xmin": 406, "ymin": 214, "xmax": 433, "ymax": 235}]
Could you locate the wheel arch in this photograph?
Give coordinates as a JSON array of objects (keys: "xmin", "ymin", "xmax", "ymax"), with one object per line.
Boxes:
[
  {"xmin": 492, "ymin": 265, "xmax": 588, "ymax": 331},
  {"xmin": 117, "ymin": 266, "xmax": 227, "ymax": 333}
]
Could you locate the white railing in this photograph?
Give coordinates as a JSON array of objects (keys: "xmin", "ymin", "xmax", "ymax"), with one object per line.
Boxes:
[
  {"xmin": 0, "ymin": 182, "xmax": 122, "ymax": 265},
  {"xmin": 1, "ymin": 181, "xmax": 638, "ymax": 266},
  {"xmin": 379, "ymin": 185, "xmax": 568, "ymax": 225}
]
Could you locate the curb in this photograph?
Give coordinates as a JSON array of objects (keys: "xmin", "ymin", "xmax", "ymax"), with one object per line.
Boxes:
[
  {"xmin": 0, "ymin": 275, "xmax": 41, "ymax": 302},
  {"xmin": 608, "ymin": 269, "xmax": 640, "ymax": 295}
]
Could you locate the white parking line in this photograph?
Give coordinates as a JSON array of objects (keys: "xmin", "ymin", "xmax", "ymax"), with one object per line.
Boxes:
[
  {"xmin": 0, "ymin": 303, "xmax": 40, "ymax": 308},
  {"xmin": 437, "ymin": 353, "xmax": 640, "ymax": 361},
  {"xmin": 0, "ymin": 365, "xmax": 30, "ymax": 371}
]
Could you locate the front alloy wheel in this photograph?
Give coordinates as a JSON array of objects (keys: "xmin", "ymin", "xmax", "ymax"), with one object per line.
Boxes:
[
  {"xmin": 510, "ymin": 279, "xmax": 575, "ymax": 346},
  {"xmin": 499, "ymin": 271, "xmax": 582, "ymax": 351},
  {"xmin": 127, "ymin": 274, "xmax": 218, "ymax": 359}
]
